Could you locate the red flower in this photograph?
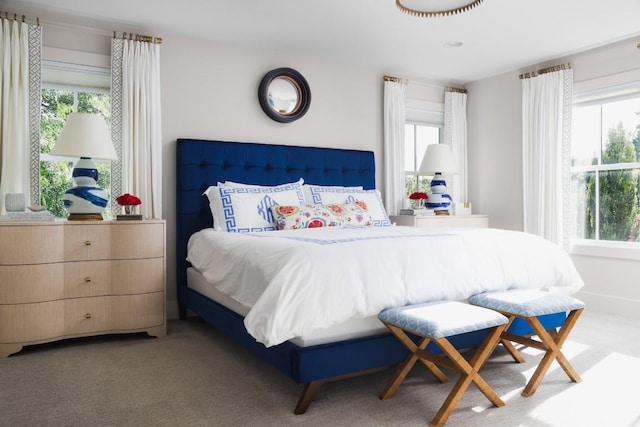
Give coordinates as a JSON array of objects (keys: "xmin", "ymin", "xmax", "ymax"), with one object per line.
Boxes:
[
  {"xmin": 409, "ymin": 192, "xmax": 428, "ymax": 200},
  {"xmin": 115, "ymin": 193, "xmax": 142, "ymax": 206}
]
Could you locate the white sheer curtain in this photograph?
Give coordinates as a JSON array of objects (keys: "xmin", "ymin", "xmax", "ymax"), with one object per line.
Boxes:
[
  {"xmin": 0, "ymin": 18, "xmax": 30, "ymax": 214},
  {"xmin": 522, "ymin": 69, "xmax": 573, "ymax": 248},
  {"xmin": 112, "ymin": 38, "xmax": 163, "ymax": 219},
  {"xmin": 444, "ymin": 90, "xmax": 468, "ymax": 203},
  {"xmin": 383, "ymin": 78, "xmax": 407, "ymax": 216}
]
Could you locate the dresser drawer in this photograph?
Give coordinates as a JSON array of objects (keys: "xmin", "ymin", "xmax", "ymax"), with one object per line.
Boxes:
[
  {"xmin": 0, "ymin": 293, "xmax": 165, "ymax": 343},
  {"xmin": 0, "ymin": 302, "xmax": 64, "ymax": 343},
  {"xmin": 0, "ymin": 264, "xmax": 64, "ymax": 304},
  {"xmin": 0, "ymin": 225, "xmax": 64, "ymax": 265},
  {"xmin": 0, "ymin": 258, "xmax": 164, "ymax": 304},
  {"xmin": 64, "ymin": 293, "xmax": 165, "ymax": 335},
  {"xmin": 63, "ymin": 222, "xmax": 164, "ymax": 261},
  {"xmin": 64, "ymin": 258, "xmax": 165, "ymax": 298}
]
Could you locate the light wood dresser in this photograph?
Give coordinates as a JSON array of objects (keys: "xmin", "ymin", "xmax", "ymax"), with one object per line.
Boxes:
[
  {"xmin": 0, "ymin": 219, "xmax": 166, "ymax": 357},
  {"xmin": 390, "ymin": 214, "xmax": 489, "ymax": 229}
]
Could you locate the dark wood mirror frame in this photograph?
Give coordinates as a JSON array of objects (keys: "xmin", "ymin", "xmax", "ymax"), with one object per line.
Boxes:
[{"xmin": 258, "ymin": 67, "xmax": 311, "ymax": 123}]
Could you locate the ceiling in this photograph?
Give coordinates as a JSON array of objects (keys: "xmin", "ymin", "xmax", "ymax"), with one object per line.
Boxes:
[{"xmin": 7, "ymin": 0, "xmax": 640, "ymax": 85}]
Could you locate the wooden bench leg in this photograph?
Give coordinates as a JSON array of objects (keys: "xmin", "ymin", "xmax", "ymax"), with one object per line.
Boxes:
[
  {"xmin": 379, "ymin": 324, "xmax": 449, "ymax": 400},
  {"xmin": 428, "ymin": 323, "xmax": 507, "ymax": 427},
  {"xmin": 521, "ymin": 308, "xmax": 583, "ymax": 397}
]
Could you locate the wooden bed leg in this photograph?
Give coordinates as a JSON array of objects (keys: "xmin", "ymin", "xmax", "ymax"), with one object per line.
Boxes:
[{"xmin": 294, "ymin": 380, "xmax": 325, "ymax": 415}]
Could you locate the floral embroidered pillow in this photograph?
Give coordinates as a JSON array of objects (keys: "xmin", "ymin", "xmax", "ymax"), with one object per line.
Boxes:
[
  {"xmin": 324, "ymin": 203, "xmax": 373, "ymax": 227},
  {"xmin": 271, "ymin": 203, "xmax": 372, "ymax": 230},
  {"xmin": 305, "ymin": 187, "xmax": 391, "ymax": 227}
]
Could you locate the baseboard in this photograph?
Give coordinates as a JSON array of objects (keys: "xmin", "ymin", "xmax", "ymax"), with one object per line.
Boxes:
[{"xmin": 575, "ymin": 290, "xmax": 640, "ymax": 319}]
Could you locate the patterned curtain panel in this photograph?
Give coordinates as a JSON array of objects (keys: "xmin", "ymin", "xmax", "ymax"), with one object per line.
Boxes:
[
  {"xmin": 383, "ymin": 78, "xmax": 407, "ymax": 216},
  {"xmin": 111, "ymin": 37, "xmax": 163, "ymax": 219},
  {"xmin": 522, "ymin": 69, "xmax": 573, "ymax": 248},
  {"xmin": 0, "ymin": 18, "xmax": 41, "ymax": 214}
]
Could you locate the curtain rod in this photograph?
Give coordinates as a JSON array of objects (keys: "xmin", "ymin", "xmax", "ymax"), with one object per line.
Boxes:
[
  {"xmin": 113, "ymin": 31, "xmax": 163, "ymax": 44},
  {"xmin": 383, "ymin": 75, "xmax": 407, "ymax": 84},
  {"xmin": 0, "ymin": 11, "xmax": 40, "ymax": 26},
  {"xmin": 519, "ymin": 63, "xmax": 571, "ymax": 80},
  {"xmin": 445, "ymin": 87, "xmax": 467, "ymax": 94}
]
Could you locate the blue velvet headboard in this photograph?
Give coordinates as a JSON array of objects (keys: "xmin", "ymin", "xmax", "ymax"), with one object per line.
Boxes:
[{"xmin": 175, "ymin": 138, "xmax": 376, "ymax": 291}]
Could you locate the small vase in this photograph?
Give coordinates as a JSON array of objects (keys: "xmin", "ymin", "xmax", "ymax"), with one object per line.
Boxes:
[
  {"xmin": 5, "ymin": 193, "xmax": 26, "ymax": 212},
  {"xmin": 411, "ymin": 199, "xmax": 425, "ymax": 209},
  {"xmin": 123, "ymin": 205, "xmax": 135, "ymax": 215}
]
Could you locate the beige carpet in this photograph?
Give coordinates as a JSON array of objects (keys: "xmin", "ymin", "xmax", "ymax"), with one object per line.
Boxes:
[{"xmin": 2, "ymin": 310, "xmax": 639, "ymax": 427}]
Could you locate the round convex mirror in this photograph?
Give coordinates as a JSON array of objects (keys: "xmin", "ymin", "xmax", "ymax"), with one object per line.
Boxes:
[{"xmin": 258, "ymin": 68, "xmax": 311, "ymax": 123}]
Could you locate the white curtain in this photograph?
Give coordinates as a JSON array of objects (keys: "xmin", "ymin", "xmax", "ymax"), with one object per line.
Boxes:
[
  {"xmin": 444, "ymin": 90, "xmax": 468, "ymax": 203},
  {"xmin": 522, "ymin": 69, "xmax": 573, "ymax": 248},
  {"xmin": 113, "ymin": 38, "xmax": 163, "ymax": 219},
  {"xmin": 383, "ymin": 78, "xmax": 407, "ymax": 216},
  {"xmin": 0, "ymin": 18, "xmax": 30, "ymax": 214}
]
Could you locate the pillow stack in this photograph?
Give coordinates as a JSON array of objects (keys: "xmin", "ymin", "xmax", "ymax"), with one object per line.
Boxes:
[{"xmin": 203, "ymin": 179, "xmax": 390, "ymax": 232}]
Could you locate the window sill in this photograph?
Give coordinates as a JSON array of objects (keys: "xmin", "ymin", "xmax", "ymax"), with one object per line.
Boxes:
[{"xmin": 570, "ymin": 239, "xmax": 640, "ymax": 261}]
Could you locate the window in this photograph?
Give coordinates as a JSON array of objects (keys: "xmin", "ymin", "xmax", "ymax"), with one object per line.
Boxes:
[
  {"xmin": 571, "ymin": 86, "xmax": 640, "ymax": 243},
  {"xmin": 404, "ymin": 123, "xmax": 442, "ymax": 195},
  {"xmin": 40, "ymin": 61, "xmax": 111, "ymax": 218}
]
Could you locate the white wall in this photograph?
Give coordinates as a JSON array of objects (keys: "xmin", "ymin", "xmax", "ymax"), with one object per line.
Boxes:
[
  {"xmin": 466, "ymin": 72, "xmax": 522, "ymax": 231},
  {"xmin": 160, "ymin": 35, "xmax": 383, "ymax": 317},
  {"xmin": 466, "ymin": 37, "xmax": 640, "ymax": 319}
]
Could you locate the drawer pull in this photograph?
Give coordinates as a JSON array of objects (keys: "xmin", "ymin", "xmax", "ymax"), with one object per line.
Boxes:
[
  {"xmin": 85, "ymin": 313, "xmax": 92, "ymax": 319},
  {"xmin": 84, "ymin": 241, "xmax": 92, "ymax": 246},
  {"xmin": 84, "ymin": 277, "xmax": 92, "ymax": 283}
]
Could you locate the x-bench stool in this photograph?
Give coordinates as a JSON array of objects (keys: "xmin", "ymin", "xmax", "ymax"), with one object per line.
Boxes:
[
  {"xmin": 469, "ymin": 289, "xmax": 585, "ymax": 397},
  {"xmin": 378, "ymin": 300, "xmax": 509, "ymax": 427}
]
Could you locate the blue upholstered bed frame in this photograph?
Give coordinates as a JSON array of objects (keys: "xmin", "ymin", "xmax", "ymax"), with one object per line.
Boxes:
[{"xmin": 175, "ymin": 138, "xmax": 565, "ymax": 414}]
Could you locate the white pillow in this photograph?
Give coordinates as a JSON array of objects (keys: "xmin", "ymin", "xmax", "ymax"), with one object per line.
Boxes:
[
  {"xmin": 302, "ymin": 184, "xmax": 363, "ymax": 206},
  {"xmin": 204, "ymin": 179, "xmax": 305, "ymax": 232},
  {"xmin": 306, "ymin": 187, "xmax": 391, "ymax": 227}
]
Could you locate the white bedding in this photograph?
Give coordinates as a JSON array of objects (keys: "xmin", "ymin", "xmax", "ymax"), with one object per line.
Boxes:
[
  {"xmin": 186, "ymin": 267, "xmax": 388, "ymax": 347},
  {"xmin": 187, "ymin": 226, "xmax": 584, "ymax": 347}
]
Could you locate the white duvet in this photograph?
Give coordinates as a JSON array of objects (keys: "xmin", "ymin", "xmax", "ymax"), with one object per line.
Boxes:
[{"xmin": 187, "ymin": 226, "xmax": 584, "ymax": 347}]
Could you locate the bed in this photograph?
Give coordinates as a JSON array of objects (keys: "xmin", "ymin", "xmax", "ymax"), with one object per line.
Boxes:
[{"xmin": 176, "ymin": 138, "xmax": 583, "ymax": 414}]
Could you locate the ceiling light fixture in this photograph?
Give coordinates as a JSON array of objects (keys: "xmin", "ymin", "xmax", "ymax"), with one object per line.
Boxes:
[{"xmin": 396, "ymin": 0, "xmax": 484, "ymax": 18}]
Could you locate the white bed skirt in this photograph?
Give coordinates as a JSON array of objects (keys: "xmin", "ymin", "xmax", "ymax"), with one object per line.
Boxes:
[{"xmin": 187, "ymin": 267, "xmax": 388, "ymax": 347}]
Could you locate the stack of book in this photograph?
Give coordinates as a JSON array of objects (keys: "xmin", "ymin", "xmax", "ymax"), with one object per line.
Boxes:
[
  {"xmin": 0, "ymin": 210, "xmax": 55, "ymax": 221},
  {"xmin": 399, "ymin": 208, "xmax": 435, "ymax": 216}
]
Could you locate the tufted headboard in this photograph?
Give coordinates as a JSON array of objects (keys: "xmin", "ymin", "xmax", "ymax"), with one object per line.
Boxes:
[{"xmin": 175, "ymin": 138, "xmax": 376, "ymax": 291}]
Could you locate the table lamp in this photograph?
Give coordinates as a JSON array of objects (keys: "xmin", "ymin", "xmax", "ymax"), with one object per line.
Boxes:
[
  {"xmin": 49, "ymin": 113, "xmax": 118, "ymax": 220},
  {"xmin": 419, "ymin": 144, "xmax": 457, "ymax": 215}
]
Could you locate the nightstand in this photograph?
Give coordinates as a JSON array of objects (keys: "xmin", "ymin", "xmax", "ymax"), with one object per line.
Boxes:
[
  {"xmin": 390, "ymin": 214, "xmax": 489, "ymax": 229},
  {"xmin": 0, "ymin": 219, "xmax": 166, "ymax": 357}
]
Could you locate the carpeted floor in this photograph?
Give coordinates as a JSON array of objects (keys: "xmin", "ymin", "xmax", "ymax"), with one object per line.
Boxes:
[{"xmin": 1, "ymin": 310, "xmax": 639, "ymax": 427}]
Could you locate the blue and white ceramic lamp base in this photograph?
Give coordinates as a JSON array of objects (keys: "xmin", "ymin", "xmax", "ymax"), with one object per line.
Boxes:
[
  {"xmin": 62, "ymin": 157, "xmax": 109, "ymax": 220},
  {"xmin": 425, "ymin": 173, "xmax": 452, "ymax": 215}
]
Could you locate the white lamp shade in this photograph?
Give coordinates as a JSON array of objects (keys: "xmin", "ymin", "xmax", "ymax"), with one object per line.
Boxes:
[
  {"xmin": 50, "ymin": 113, "xmax": 117, "ymax": 160},
  {"xmin": 419, "ymin": 143, "xmax": 457, "ymax": 175}
]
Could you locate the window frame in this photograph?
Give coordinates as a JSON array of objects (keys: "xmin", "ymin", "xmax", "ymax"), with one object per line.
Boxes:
[
  {"xmin": 570, "ymin": 81, "xmax": 640, "ymax": 258},
  {"xmin": 37, "ymin": 59, "xmax": 113, "ymax": 218},
  {"xmin": 404, "ymin": 121, "xmax": 443, "ymax": 196}
]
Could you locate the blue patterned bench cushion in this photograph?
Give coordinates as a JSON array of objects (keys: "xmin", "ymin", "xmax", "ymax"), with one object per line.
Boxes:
[
  {"xmin": 378, "ymin": 301, "xmax": 508, "ymax": 339},
  {"xmin": 469, "ymin": 290, "xmax": 585, "ymax": 317}
]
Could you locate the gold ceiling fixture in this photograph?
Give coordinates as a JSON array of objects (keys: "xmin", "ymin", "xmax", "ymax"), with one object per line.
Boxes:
[{"xmin": 396, "ymin": 0, "xmax": 484, "ymax": 18}]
